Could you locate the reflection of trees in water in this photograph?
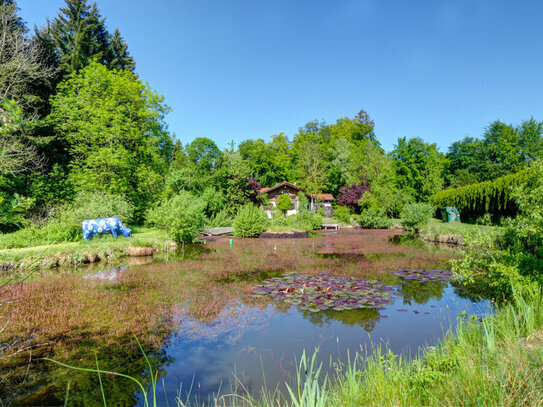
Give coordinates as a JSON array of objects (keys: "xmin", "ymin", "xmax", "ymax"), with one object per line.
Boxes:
[
  {"xmin": 300, "ymin": 307, "xmax": 381, "ymax": 333},
  {"xmin": 396, "ymin": 279, "xmax": 447, "ymax": 305},
  {"xmin": 451, "ymin": 279, "xmax": 495, "ymax": 302},
  {"xmin": 4, "ymin": 337, "xmax": 172, "ymax": 406}
]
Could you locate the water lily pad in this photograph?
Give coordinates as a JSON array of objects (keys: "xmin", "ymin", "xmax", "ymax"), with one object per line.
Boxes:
[{"xmin": 253, "ymin": 272, "xmax": 399, "ymax": 313}]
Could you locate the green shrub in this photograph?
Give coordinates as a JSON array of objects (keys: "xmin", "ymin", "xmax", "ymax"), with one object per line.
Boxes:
[
  {"xmin": 0, "ymin": 191, "xmax": 134, "ymax": 248},
  {"xmin": 207, "ymin": 209, "xmax": 233, "ymax": 227},
  {"xmin": 277, "ymin": 194, "xmax": 292, "ymax": 214},
  {"xmin": 272, "ymin": 212, "xmax": 288, "ymax": 226},
  {"xmin": 0, "ymin": 194, "xmax": 33, "ymax": 233},
  {"xmin": 357, "ymin": 208, "xmax": 393, "ymax": 229},
  {"xmin": 333, "ymin": 206, "xmax": 352, "ymax": 223},
  {"xmin": 400, "ymin": 202, "xmax": 435, "ymax": 233},
  {"xmin": 433, "ymin": 169, "xmax": 532, "ymax": 221},
  {"xmin": 233, "ymin": 204, "xmax": 268, "ymax": 237},
  {"xmin": 147, "ymin": 191, "xmax": 205, "ymax": 244}
]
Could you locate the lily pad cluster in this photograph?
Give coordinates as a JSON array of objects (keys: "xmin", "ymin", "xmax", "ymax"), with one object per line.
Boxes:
[
  {"xmin": 253, "ymin": 272, "xmax": 400, "ymax": 312},
  {"xmin": 390, "ymin": 269, "xmax": 453, "ymax": 282}
]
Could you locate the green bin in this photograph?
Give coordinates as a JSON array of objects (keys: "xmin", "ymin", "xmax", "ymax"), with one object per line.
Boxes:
[{"xmin": 439, "ymin": 207, "xmax": 461, "ymax": 223}]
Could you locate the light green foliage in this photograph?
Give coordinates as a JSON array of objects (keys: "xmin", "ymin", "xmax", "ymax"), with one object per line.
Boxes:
[
  {"xmin": 277, "ymin": 193, "xmax": 292, "ymax": 214},
  {"xmin": 451, "ymin": 230, "xmax": 522, "ymax": 296},
  {"xmin": 294, "ymin": 193, "xmax": 322, "ymax": 231},
  {"xmin": 286, "ymin": 349, "xmax": 328, "ymax": 407},
  {"xmin": 272, "ymin": 211, "xmax": 288, "ymax": 226},
  {"xmin": 390, "ymin": 137, "xmax": 444, "ymax": 202},
  {"xmin": 333, "ymin": 206, "xmax": 351, "ymax": 223},
  {"xmin": 433, "ymin": 168, "xmax": 532, "ymax": 222},
  {"xmin": 233, "ymin": 204, "xmax": 268, "ymax": 237},
  {"xmin": 360, "ymin": 160, "xmax": 414, "ymax": 218},
  {"xmin": 0, "ymin": 191, "xmax": 134, "ymax": 248},
  {"xmin": 146, "ymin": 191, "xmax": 205, "ymax": 244},
  {"xmin": 238, "ymin": 133, "xmax": 292, "ymax": 186},
  {"xmin": 452, "ymin": 160, "xmax": 543, "ymax": 296},
  {"xmin": 400, "ymin": 202, "xmax": 434, "ymax": 233},
  {"xmin": 207, "ymin": 209, "xmax": 233, "ymax": 227},
  {"xmin": 356, "ymin": 208, "xmax": 393, "ymax": 229},
  {"xmin": 49, "ymin": 62, "xmax": 172, "ymax": 221},
  {"xmin": 185, "ymin": 137, "xmax": 221, "ymax": 173}
]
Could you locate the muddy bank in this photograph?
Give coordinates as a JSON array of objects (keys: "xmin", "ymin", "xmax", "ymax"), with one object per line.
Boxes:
[{"xmin": 421, "ymin": 233, "xmax": 465, "ymax": 246}]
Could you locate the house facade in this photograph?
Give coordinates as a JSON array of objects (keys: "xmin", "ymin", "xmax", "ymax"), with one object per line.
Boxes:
[{"xmin": 259, "ymin": 181, "xmax": 334, "ymax": 217}]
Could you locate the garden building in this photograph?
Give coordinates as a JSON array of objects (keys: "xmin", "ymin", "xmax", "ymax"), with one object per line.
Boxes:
[{"xmin": 258, "ymin": 181, "xmax": 334, "ymax": 217}]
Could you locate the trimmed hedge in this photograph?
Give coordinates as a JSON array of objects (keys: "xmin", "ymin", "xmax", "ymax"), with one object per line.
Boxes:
[{"xmin": 433, "ymin": 168, "xmax": 532, "ymax": 221}]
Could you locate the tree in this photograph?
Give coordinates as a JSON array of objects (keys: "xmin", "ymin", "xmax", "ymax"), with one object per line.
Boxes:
[
  {"xmin": 47, "ymin": 0, "xmax": 110, "ymax": 76},
  {"xmin": 147, "ymin": 191, "xmax": 205, "ymax": 244},
  {"xmin": 276, "ymin": 193, "xmax": 292, "ymax": 215},
  {"xmin": 0, "ymin": 2, "xmax": 53, "ymax": 112},
  {"xmin": 185, "ymin": 137, "xmax": 221, "ymax": 173},
  {"xmin": 337, "ymin": 184, "xmax": 370, "ymax": 213},
  {"xmin": 390, "ymin": 137, "xmax": 444, "ymax": 202},
  {"xmin": 108, "ymin": 27, "xmax": 135, "ymax": 71},
  {"xmin": 0, "ymin": 98, "xmax": 44, "ymax": 176},
  {"xmin": 48, "ymin": 62, "xmax": 172, "ymax": 221}
]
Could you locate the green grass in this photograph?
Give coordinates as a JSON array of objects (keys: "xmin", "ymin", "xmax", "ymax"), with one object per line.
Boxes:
[
  {"xmin": 421, "ymin": 219, "xmax": 500, "ymax": 242},
  {"xmin": 0, "ymin": 227, "xmax": 167, "ymax": 265},
  {"xmin": 327, "ymin": 286, "xmax": 543, "ymax": 407}
]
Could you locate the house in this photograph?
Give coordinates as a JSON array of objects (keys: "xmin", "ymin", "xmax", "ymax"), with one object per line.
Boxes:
[{"xmin": 259, "ymin": 181, "xmax": 335, "ymax": 217}]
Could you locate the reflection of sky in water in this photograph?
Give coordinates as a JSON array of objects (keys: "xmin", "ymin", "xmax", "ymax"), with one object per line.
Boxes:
[{"xmin": 146, "ymin": 282, "xmax": 492, "ymax": 406}]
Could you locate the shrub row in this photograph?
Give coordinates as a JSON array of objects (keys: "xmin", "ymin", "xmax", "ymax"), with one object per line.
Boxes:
[{"xmin": 433, "ymin": 168, "xmax": 532, "ymax": 221}]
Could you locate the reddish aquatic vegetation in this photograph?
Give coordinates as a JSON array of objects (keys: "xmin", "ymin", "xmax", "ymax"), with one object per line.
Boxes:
[{"xmin": 1, "ymin": 229, "xmax": 455, "ymax": 356}]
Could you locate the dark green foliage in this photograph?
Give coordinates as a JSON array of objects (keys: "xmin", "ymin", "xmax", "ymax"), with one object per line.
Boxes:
[
  {"xmin": 400, "ymin": 202, "xmax": 434, "ymax": 233},
  {"xmin": 108, "ymin": 28, "xmax": 135, "ymax": 71},
  {"xmin": 146, "ymin": 191, "xmax": 204, "ymax": 244},
  {"xmin": 356, "ymin": 208, "xmax": 393, "ymax": 229},
  {"xmin": 276, "ymin": 193, "xmax": 292, "ymax": 214},
  {"xmin": 446, "ymin": 118, "xmax": 543, "ymax": 186},
  {"xmin": 0, "ymin": 194, "xmax": 33, "ymax": 232},
  {"xmin": 433, "ymin": 169, "xmax": 532, "ymax": 222},
  {"xmin": 233, "ymin": 204, "xmax": 267, "ymax": 237}
]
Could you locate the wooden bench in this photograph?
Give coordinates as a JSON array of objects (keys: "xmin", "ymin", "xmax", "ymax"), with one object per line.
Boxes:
[{"xmin": 322, "ymin": 223, "xmax": 339, "ymax": 230}]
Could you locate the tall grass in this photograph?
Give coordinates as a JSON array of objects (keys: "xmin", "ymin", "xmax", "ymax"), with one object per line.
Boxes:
[{"xmin": 328, "ymin": 287, "xmax": 543, "ymax": 406}]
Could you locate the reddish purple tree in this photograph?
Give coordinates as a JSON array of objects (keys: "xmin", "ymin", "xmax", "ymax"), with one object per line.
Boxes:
[{"xmin": 337, "ymin": 184, "xmax": 370, "ymax": 213}]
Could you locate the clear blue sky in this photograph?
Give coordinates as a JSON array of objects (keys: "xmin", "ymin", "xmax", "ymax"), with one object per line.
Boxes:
[{"xmin": 18, "ymin": 0, "xmax": 543, "ymax": 152}]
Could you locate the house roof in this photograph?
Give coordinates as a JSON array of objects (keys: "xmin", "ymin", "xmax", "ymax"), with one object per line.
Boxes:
[
  {"xmin": 258, "ymin": 181, "xmax": 305, "ymax": 195},
  {"xmin": 259, "ymin": 182, "xmax": 335, "ymax": 201},
  {"xmin": 309, "ymin": 193, "xmax": 335, "ymax": 201}
]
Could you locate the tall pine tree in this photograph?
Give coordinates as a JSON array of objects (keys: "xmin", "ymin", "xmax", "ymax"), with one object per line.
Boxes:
[
  {"xmin": 108, "ymin": 27, "xmax": 135, "ymax": 71},
  {"xmin": 48, "ymin": 0, "xmax": 109, "ymax": 76}
]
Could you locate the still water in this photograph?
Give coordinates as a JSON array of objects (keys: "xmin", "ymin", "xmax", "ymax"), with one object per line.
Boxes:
[{"xmin": 2, "ymin": 232, "xmax": 492, "ymax": 406}]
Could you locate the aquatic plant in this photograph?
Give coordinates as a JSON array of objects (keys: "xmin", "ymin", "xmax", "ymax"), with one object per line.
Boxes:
[
  {"xmin": 253, "ymin": 272, "xmax": 400, "ymax": 312},
  {"xmin": 390, "ymin": 269, "xmax": 453, "ymax": 282}
]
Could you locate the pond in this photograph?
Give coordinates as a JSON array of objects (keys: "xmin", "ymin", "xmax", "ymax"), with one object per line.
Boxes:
[{"xmin": 0, "ymin": 230, "xmax": 492, "ymax": 406}]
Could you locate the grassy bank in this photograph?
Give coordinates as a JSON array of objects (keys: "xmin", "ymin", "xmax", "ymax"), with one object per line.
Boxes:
[
  {"xmin": 326, "ymin": 288, "xmax": 543, "ymax": 407},
  {"xmin": 420, "ymin": 219, "xmax": 499, "ymax": 245},
  {"xmin": 0, "ymin": 227, "xmax": 169, "ymax": 272}
]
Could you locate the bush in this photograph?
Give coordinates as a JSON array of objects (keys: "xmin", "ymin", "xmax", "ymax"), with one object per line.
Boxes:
[
  {"xmin": 207, "ymin": 209, "xmax": 233, "ymax": 227},
  {"xmin": 277, "ymin": 194, "xmax": 292, "ymax": 214},
  {"xmin": 147, "ymin": 191, "xmax": 205, "ymax": 244},
  {"xmin": 400, "ymin": 202, "xmax": 435, "ymax": 233},
  {"xmin": 233, "ymin": 204, "xmax": 268, "ymax": 237},
  {"xmin": 272, "ymin": 212, "xmax": 288, "ymax": 226},
  {"xmin": 334, "ymin": 206, "xmax": 352, "ymax": 223},
  {"xmin": 0, "ymin": 191, "xmax": 134, "ymax": 248},
  {"xmin": 357, "ymin": 208, "xmax": 393, "ymax": 229}
]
